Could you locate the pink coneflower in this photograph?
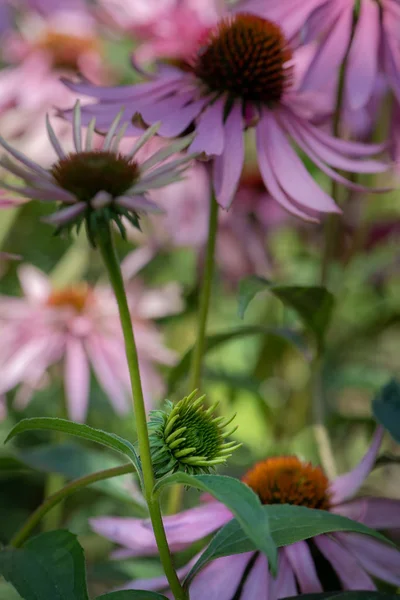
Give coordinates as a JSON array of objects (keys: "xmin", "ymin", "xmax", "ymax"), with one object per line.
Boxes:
[
  {"xmin": 0, "ymin": 265, "xmax": 183, "ymax": 421},
  {"xmin": 0, "ymin": 1, "xmax": 108, "ymax": 165},
  {"xmin": 0, "ymin": 101, "xmax": 195, "ymax": 243},
  {"xmin": 66, "ymin": 10, "xmax": 389, "ymax": 221},
  {"xmin": 91, "ymin": 426, "xmax": 400, "ymax": 596},
  {"xmin": 243, "ymin": 0, "xmax": 400, "ymax": 114},
  {"xmin": 96, "ymin": 0, "xmax": 220, "ymax": 64}
]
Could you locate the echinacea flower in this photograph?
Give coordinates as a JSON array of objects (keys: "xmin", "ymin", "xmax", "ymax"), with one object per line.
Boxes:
[
  {"xmin": 65, "ymin": 10, "xmax": 389, "ymax": 221},
  {"xmin": 0, "ymin": 265, "xmax": 183, "ymax": 421},
  {"xmin": 91, "ymin": 426, "xmax": 400, "ymax": 597},
  {"xmin": 0, "ymin": 101, "xmax": 195, "ymax": 244}
]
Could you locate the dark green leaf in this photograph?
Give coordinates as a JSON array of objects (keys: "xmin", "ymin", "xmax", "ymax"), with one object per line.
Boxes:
[
  {"xmin": 96, "ymin": 592, "xmax": 169, "ymax": 600},
  {"xmin": 372, "ymin": 379, "xmax": 400, "ymax": 443},
  {"xmin": 153, "ymin": 472, "xmax": 277, "ymax": 573},
  {"xmin": 167, "ymin": 326, "xmax": 308, "ymax": 393},
  {"xmin": 17, "ymin": 443, "xmax": 141, "ymax": 503},
  {"xmin": 5, "ymin": 418, "xmax": 143, "ymax": 485},
  {"xmin": 238, "ymin": 277, "xmax": 334, "ymax": 345},
  {"xmin": 0, "ymin": 530, "xmax": 88, "ymax": 600},
  {"xmin": 184, "ymin": 504, "xmax": 395, "ymax": 586}
]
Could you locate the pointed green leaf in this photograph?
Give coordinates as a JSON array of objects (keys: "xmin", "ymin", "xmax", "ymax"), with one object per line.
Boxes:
[
  {"xmin": 184, "ymin": 503, "xmax": 396, "ymax": 586},
  {"xmin": 153, "ymin": 472, "xmax": 277, "ymax": 574},
  {"xmin": 372, "ymin": 379, "xmax": 400, "ymax": 443},
  {"xmin": 167, "ymin": 326, "xmax": 308, "ymax": 393},
  {"xmin": 0, "ymin": 530, "xmax": 89, "ymax": 600},
  {"xmin": 5, "ymin": 418, "xmax": 143, "ymax": 485},
  {"xmin": 238, "ymin": 276, "xmax": 334, "ymax": 345}
]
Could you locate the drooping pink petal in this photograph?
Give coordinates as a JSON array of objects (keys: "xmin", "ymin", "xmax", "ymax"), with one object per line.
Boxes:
[
  {"xmin": 91, "ymin": 502, "xmax": 231, "ymax": 556},
  {"xmin": 213, "ymin": 103, "xmax": 244, "ymax": 208},
  {"xmin": 255, "ymin": 116, "xmax": 319, "ymax": 221},
  {"xmin": 345, "ymin": 0, "xmax": 380, "ymax": 110},
  {"xmin": 43, "ymin": 203, "xmax": 87, "ymax": 226},
  {"xmin": 18, "ymin": 265, "xmax": 51, "ymax": 302},
  {"xmin": 86, "ymin": 335, "xmax": 129, "ymax": 414},
  {"xmin": 336, "ymin": 532, "xmax": 400, "ymax": 586},
  {"xmin": 240, "ymin": 553, "xmax": 269, "ymax": 600},
  {"xmin": 124, "ymin": 558, "xmax": 195, "ymax": 592},
  {"xmin": 382, "ymin": 26, "xmax": 400, "ymax": 103},
  {"xmin": 157, "ymin": 98, "xmax": 207, "ymax": 137},
  {"xmin": 64, "ymin": 336, "xmax": 90, "ymax": 422},
  {"xmin": 189, "ymin": 99, "xmax": 225, "ymax": 156},
  {"xmin": 315, "ymin": 534, "xmax": 376, "ymax": 590},
  {"xmin": 269, "ymin": 550, "xmax": 297, "ymax": 600},
  {"xmin": 265, "ymin": 113, "xmax": 340, "ymax": 213},
  {"xmin": 284, "ymin": 541, "xmax": 323, "ymax": 593},
  {"xmin": 333, "ymin": 497, "xmax": 400, "ymax": 531},
  {"xmin": 189, "ymin": 553, "xmax": 251, "ymax": 600},
  {"xmin": 301, "ymin": 5, "xmax": 353, "ymax": 92},
  {"xmin": 329, "ymin": 426, "xmax": 384, "ymax": 505}
]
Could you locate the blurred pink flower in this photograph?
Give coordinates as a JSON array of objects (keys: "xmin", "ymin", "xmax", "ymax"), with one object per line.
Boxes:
[
  {"xmin": 91, "ymin": 427, "xmax": 400, "ymax": 597},
  {"xmin": 0, "ymin": 265, "xmax": 183, "ymax": 421},
  {"xmin": 68, "ymin": 10, "xmax": 389, "ymax": 221},
  {"xmin": 97, "ymin": 0, "xmax": 220, "ymax": 63},
  {"xmin": 0, "ymin": 2, "xmax": 107, "ymax": 165}
]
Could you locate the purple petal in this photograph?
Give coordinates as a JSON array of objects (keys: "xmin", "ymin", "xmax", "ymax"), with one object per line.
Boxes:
[
  {"xmin": 43, "ymin": 203, "xmax": 86, "ymax": 226},
  {"xmin": 190, "ymin": 553, "xmax": 251, "ymax": 600},
  {"xmin": 336, "ymin": 532, "xmax": 400, "ymax": 586},
  {"xmin": 116, "ymin": 195, "xmax": 163, "ymax": 214},
  {"xmin": 140, "ymin": 92, "xmax": 195, "ymax": 124},
  {"xmin": 157, "ymin": 99, "xmax": 207, "ymax": 138},
  {"xmin": 255, "ymin": 117, "xmax": 319, "ymax": 221},
  {"xmin": 240, "ymin": 553, "xmax": 269, "ymax": 600},
  {"xmin": 315, "ymin": 534, "xmax": 376, "ymax": 590},
  {"xmin": 345, "ymin": 0, "xmax": 379, "ymax": 110},
  {"xmin": 125, "ymin": 557, "xmax": 195, "ymax": 593},
  {"xmin": 0, "ymin": 182, "xmax": 76, "ymax": 204},
  {"xmin": 334, "ymin": 497, "xmax": 400, "ymax": 530},
  {"xmin": 0, "ymin": 135, "xmax": 53, "ymax": 179},
  {"xmin": 287, "ymin": 115, "xmax": 388, "ymax": 173},
  {"xmin": 284, "ymin": 541, "xmax": 323, "ymax": 593},
  {"xmin": 329, "ymin": 426, "xmax": 384, "ymax": 505},
  {"xmin": 301, "ymin": 6, "xmax": 352, "ymax": 92},
  {"xmin": 190, "ymin": 99, "xmax": 225, "ymax": 156},
  {"xmin": 213, "ymin": 102, "xmax": 244, "ymax": 208},
  {"xmin": 270, "ymin": 550, "xmax": 297, "ymax": 600},
  {"xmin": 46, "ymin": 114, "xmax": 67, "ymax": 159},
  {"xmin": 64, "ymin": 336, "xmax": 90, "ymax": 423},
  {"xmin": 91, "ymin": 502, "xmax": 231, "ymax": 555}
]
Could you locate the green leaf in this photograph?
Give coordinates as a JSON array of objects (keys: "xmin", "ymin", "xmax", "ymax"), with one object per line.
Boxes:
[
  {"xmin": 167, "ymin": 326, "xmax": 308, "ymax": 393},
  {"xmin": 372, "ymin": 379, "xmax": 400, "ymax": 443},
  {"xmin": 153, "ymin": 472, "xmax": 277, "ymax": 573},
  {"xmin": 0, "ymin": 530, "xmax": 89, "ymax": 600},
  {"xmin": 17, "ymin": 442, "xmax": 144, "ymax": 505},
  {"xmin": 96, "ymin": 592, "xmax": 170, "ymax": 600},
  {"xmin": 5, "ymin": 418, "xmax": 143, "ymax": 485},
  {"xmin": 238, "ymin": 277, "xmax": 334, "ymax": 345},
  {"xmin": 282, "ymin": 594, "xmax": 398, "ymax": 600},
  {"xmin": 184, "ymin": 503, "xmax": 395, "ymax": 586}
]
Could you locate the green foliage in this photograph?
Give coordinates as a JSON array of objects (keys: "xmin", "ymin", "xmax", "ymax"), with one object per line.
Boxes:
[
  {"xmin": 153, "ymin": 472, "xmax": 277, "ymax": 573},
  {"xmin": 372, "ymin": 379, "xmax": 400, "ymax": 442},
  {"xmin": 183, "ymin": 503, "xmax": 395, "ymax": 586},
  {"xmin": 0, "ymin": 530, "xmax": 89, "ymax": 600},
  {"xmin": 5, "ymin": 418, "xmax": 143, "ymax": 486},
  {"xmin": 238, "ymin": 277, "xmax": 335, "ymax": 347}
]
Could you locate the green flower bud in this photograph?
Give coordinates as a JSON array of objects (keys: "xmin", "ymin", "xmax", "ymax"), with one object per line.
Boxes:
[{"xmin": 148, "ymin": 390, "xmax": 242, "ymax": 478}]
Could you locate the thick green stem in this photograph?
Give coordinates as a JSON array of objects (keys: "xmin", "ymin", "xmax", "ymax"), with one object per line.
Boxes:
[
  {"xmin": 97, "ymin": 223, "xmax": 187, "ymax": 600},
  {"xmin": 10, "ymin": 464, "xmax": 134, "ymax": 548},
  {"xmin": 189, "ymin": 190, "xmax": 219, "ymax": 391}
]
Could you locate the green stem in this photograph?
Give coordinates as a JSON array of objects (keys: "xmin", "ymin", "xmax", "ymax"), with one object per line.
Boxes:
[
  {"xmin": 97, "ymin": 223, "xmax": 187, "ymax": 600},
  {"xmin": 189, "ymin": 190, "xmax": 219, "ymax": 391},
  {"xmin": 10, "ymin": 464, "xmax": 134, "ymax": 548}
]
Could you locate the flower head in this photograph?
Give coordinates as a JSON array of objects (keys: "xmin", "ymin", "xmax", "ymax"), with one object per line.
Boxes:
[
  {"xmin": 0, "ymin": 265, "xmax": 183, "ymax": 421},
  {"xmin": 68, "ymin": 8, "xmax": 389, "ymax": 220},
  {"xmin": 148, "ymin": 390, "xmax": 241, "ymax": 476},
  {"xmin": 0, "ymin": 101, "xmax": 195, "ymax": 244},
  {"xmin": 91, "ymin": 426, "xmax": 400, "ymax": 596}
]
